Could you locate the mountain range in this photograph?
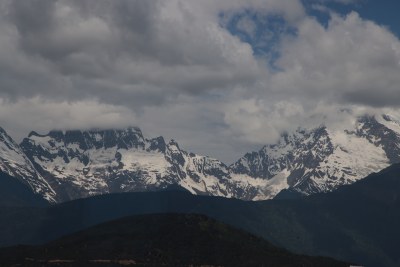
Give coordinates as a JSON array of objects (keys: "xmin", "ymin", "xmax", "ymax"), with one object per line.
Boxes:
[{"xmin": 1, "ymin": 113, "xmax": 400, "ymax": 202}]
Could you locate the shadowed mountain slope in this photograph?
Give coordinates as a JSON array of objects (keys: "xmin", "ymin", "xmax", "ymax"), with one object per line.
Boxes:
[
  {"xmin": 0, "ymin": 171, "xmax": 49, "ymax": 207},
  {"xmin": 0, "ymin": 163, "xmax": 400, "ymax": 266},
  {"xmin": 0, "ymin": 213, "xmax": 350, "ymax": 267}
]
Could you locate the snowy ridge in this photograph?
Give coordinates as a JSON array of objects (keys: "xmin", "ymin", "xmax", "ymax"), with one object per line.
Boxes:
[
  {"xmin": 231, "ymin": 114, "xmax": 400, "ymax": 197},
  {"xmin": 0, "ymin": 128, "xmax": 56, "ymax": 202},
  {"xmin": 1, "ymin": 114, "xmax": 399, "ymax": 203},
  {"xmin": 20, "ymin": 128, "xmax": 270, "ymax": 202}
]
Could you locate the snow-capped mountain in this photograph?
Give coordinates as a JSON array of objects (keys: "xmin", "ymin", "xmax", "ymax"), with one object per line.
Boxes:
[
  {"xmin": 0, "ymin": 127, "xmax": 56, "ymax": 202},
  {"xmin": 231, "ymin": 114, "xmax": 400, "ymax": 197},
  {"xmin": 20, "ymin": 127, "xmax": 269, "ymax": 202},
  {"xmin": 1, "ymin": 113, "xmax": 399, "ymax": 203}
]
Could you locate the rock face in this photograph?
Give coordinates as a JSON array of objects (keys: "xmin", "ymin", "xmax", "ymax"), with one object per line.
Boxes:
[
  {"xmin": 231, "ymin": 114, "xmax": 400, "ymax": 196},
  {"xmin": 1, "ymin": 114, "xmax": 400, "ymax": 203},
  {"xmin": 20, "ymin": 127, "xmax": 266, "ymax": 202},
  {"xmin": 0, "ymin": 128, "xmax": 56, "ymax": 202}
]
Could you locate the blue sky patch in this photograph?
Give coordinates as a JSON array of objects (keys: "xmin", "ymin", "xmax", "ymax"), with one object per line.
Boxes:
[{"xmin": 220, "ymin": 10, "xmax": 297, "ymax": 69}]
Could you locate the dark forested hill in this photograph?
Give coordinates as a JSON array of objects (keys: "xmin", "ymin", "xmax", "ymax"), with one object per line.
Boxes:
[
  {"xmin": 0, "ymin": 213, "xmax": 349, "ymax": 267},
  {"xmin": 1, "ymin": 164, "xmax": 400, "ymax": 266}
]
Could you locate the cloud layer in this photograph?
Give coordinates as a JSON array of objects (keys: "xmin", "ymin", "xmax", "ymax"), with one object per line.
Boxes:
[{"xmin": 0, "ymin": 0, "xmax": 399, "ymax": 163}]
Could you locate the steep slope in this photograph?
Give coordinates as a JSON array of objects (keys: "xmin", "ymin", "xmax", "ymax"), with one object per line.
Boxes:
[
  {"xmin": 231, "ymin": 114, "xmax": 400, "ymax": 197},
  {"xmin": 0, "ymin": 214, "xmax": 349, "ymax": 267},
  {"xmin": 0, "ymin": 127, "xmax": 56, "ymax": 202},
  {"xmin": 1, "ymin": 163, "xmax": 400, "ymax": 266},
  {"xmin": 17, "ymin": 114, "xmax": 400, "ymax": 202},
  {"xmin": 20, "ymin": 128, "xmax": 269, "ymax": 202},
  {"xmin": 0, "ymin": 172, "xmax": 49, "ymax": 207}
]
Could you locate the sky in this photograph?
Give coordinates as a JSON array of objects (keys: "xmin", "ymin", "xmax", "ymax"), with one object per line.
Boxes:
[{"xmin": 1, "ymin": 0, "xmax": 400, "ymax": 164}]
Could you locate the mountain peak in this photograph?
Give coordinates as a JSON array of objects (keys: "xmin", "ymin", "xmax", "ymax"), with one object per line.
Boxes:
[
  {"xmin": 3, "ymin": 113, "xmax": 400, "ymax": 203},
  {"xmin": 231, "ymin": 114, "xmax": 400, "ymax": 197},
  {"xmin": 28, "ymin": 131, "xmax": 41, "ymax": 138},
  {"xmin": 167, "ymin": 139, "xmax": 181, "ymax": 149},
  {"xmin": 0, "ymin": 127, "xmax": 56, "ymax": 202},
  {"xmin": 382, "ymin": 114, "xmax": 391, "ymax": 121},
  {"xmin": 0, "ymin": 126, "xmax": 8, "ymax": 136},
  {"xmin": 23, "ymin": 127, "xmax": 147, "ymax": 151}
]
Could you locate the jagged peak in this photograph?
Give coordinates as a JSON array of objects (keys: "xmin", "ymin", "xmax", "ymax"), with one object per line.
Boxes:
[
  {"xmin": 382, "ymin": 114, "xmax": 400, "ymax": 123},
  {"xmin": 146, "ymin": 136, "xmax": 167, "ymax": 153},
  {"xmin": 0, "ymin": 127, "xmax": 18, "ymax": 147},
  {"xmin": 0, "ymin": 127, "xmax": 19, "ymax": 145},
  {"xmin": 258, "ymin": 125, "xmax": 328, "ymax": 151},
  {"xmin": 0, "ymin": 128, "xmax": 11, "ymax": 144},
  {"xmin": 27, "ymin": 127, "xmax": 145, "ymax": 139},
  {"xmin": 357, "ymin": 113, "xmax": 376, "ymax": 122},
  {"xmin": 0, "ymin": 126, "xmax": 8, "ymax": 136},
  {"xmin": 315, "ymin": 123, "xmax": 327, "ymax": 130},
  {"xmin": 149, "ymin": 135, "xmax": 165, "ymax": 142},
  {"xmin": 356, "ymin": 114, "xmax": 394, "ymax": 130},
  {"xmin": 168, "ymin": 139, "xmax": 180, "ymax": 148},
  {"xmin": 83, "ymin": 126, "xmax": 143, "ymax": 135},
  {"xmin": 30, "ymin": 126, "xmax": 144, "ymax": 137},
  {"xmin": 27, "ymin": 131, "xmax": 42, "ymax": 138},
  {"xmin": 355, "ymin": 113, "xmax": 399, "ymax": 124},
  {"xmin": 22, "ymin": 126, "xmax": 151, "ymax": 151}
]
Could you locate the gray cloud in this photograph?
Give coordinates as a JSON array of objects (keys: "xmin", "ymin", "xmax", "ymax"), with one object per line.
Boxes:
[
  {"xmin": 270, "ymin": 12, "xmax": 400, "ymax": 106},
  {"xmin": 0, "ymin": 0, "xmax": 267, "ymax": 107},
  {"xmin": 0, "ymin": 0, "xmax": 400, "ymax": 163}
]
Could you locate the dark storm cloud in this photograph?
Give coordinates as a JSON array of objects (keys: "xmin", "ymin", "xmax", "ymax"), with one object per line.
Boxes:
[
  {"xmin": 8, "ymin": 0, "xmax": 156, "ymax": 61},
  {"xmin": 0, "ymin": 0, "xmax": 264, "ymax": 109},
  {"xmin": 8, "ymin": 0, "xmax": 58, "ymax": 58},
  {"xmin": 345, "ymin": 88, "xmax": 400, "ymax": 108},
  {"xmin": 9, "ymin": 0, "xmax": 54, "ymax": 31}
]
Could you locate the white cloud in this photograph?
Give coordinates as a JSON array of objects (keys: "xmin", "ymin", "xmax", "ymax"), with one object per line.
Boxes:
[
  {"xmin": 0, "ymin": 97, "xmax": 138, "ymax": 140},
  {"xmin": 271, "ymin": 12, "xmax": 400, "ymax": 106},
  {"xmin": 1, "ymin": 1, "xmax": 400, "ymax": 163}
]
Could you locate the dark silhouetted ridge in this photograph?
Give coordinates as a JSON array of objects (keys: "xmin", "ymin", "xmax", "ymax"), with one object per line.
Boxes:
[{"xmin": 0, "ymin": 213, "xmax": 349, "ymax": 267}]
